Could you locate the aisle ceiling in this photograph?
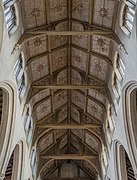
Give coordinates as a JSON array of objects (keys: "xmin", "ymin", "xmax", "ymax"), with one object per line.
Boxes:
[{"xmin": 20, "ymin": 0, "xmax": 118, "ymax": 179}]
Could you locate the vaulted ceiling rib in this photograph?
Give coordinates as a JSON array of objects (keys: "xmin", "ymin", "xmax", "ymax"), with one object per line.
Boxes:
[{"xmin": 19, "ymin": 0, "xmax": 119, "ymax": 179}]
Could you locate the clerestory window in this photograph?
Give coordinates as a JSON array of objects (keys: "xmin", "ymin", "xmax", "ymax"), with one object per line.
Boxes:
[
  {"xmin": 3, "ymin": 0, "xmax": 18, "ymax": 34},
  {"xmin": 24, "ymin": 108, "xmax": 33, "ymax": 144},
  {"xmin": 121, "ymin": 0, "xmax": 136, "ymax": 35},
  {"xmin": 30, "ymin": 150, "xmax": 37, "ymax": 176},
  {"xmin": 112, "ymin": 52, "xmax": 125, "ymax": 103},
  {"xmin": 14, "ymin": 53, "xmax": 26, "ymax": 100}
]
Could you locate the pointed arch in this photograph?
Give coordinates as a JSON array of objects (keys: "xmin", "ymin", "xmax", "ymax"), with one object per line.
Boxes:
[
  {"xmin": 114, "ymin": 140, "xmax": 136, "ymax": 180},
  {"xmin": 123, "ymin": 81, "xmax": 137, "ymax": 173},
  {"xmin": 0, "ymin": 83, "xmax": 14, "ymax": 173},
  {"xmin": 4, "ymin": 141, "xmax": 23, "ymax": 180}
]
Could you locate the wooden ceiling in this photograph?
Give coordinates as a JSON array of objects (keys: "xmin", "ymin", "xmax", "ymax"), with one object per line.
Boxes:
[{"xmin": 19, "ymin": 0, "xmax": 119, "ymax": 179}]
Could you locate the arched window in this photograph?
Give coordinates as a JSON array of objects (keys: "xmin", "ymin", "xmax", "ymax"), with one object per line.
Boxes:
[
  {"xmin": 4, "ymin": 143, "xmax": 23, "ymax": 180},
  {"xmin": 24, "ymin": 107, "xmax": 33, "ymax": 144},
  {"xmin": 105, "ymin": 104, "xmax": 115, "ymax": 147},
  {"xmin": 14, "ymin": 53, "xmax": 27, "ymax": 100},
  {"xmin": 123, "ymin": 82, "xmax": 137, "ymax": 170},
  {"xmin": 114, "ymin": 142, "xmax": 136, "ymax": 180},
  {"xmin": 30, "ymin": 149, "xmax": 37, "ymax": 177},
  {"xmin": 120, "ymin": 0, "xmax": 136, "ymax": 35},
  {"xmin": 112, "ymin": 52, "xmax": 125, "ymax": 103},
  {"xmin": 2, "ymin": 0, "xmax": 18, "ymax": 35}
]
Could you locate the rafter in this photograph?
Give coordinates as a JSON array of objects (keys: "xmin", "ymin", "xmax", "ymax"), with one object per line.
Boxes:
[
  {"xmin": 70, "ymin": 133, "xmax": 98, "ymax": 155},
  {"xmin": 71, "ymin": 44, "xmax": 113, "ymax": 67},
  {"xmin": 37, "ymin": 124, "xmax": 101, "ymax": 129},
  {"xmin": 40, "ymin": 154, "xmax": 98, "ymax": 160},
  {"xmin": 40, "ymin": 131, "xmax": 68, "ymax": 155},
  {"xmin": 71, "ymin": 66, "xmax": 107, "ymax": 85},
  {"xmin": 26, "ymin": 44, "xmax": 68, "ymax": 65},
  {"xmin": 71, "ymin": 103, "xmax": 102, "ymax": 124},
  {"xmin": 73, "ymin": 161, "xmax": 97, "ymax": 180}
]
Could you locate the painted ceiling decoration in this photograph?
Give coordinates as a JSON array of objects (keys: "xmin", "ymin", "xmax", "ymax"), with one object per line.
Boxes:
[{"xmin": 18, "ymin": 0, "xmax": 120, "ymax": 179}]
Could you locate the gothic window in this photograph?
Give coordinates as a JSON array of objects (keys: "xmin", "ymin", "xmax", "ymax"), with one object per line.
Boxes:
[
  {"xmin": 4, "ymin": 6, "xmax": 16, "ymax": 33},
  {"xmin": 31, "ymin": 149, "xmax": 37, "ymax": 176},
  {"xmin": 115, "ymin": 142, "xmax": 136, "ymax": 180},
  {"xmin": 18, "ymin": 73, "xmax": 25, "ymax": 95},
  {"xmin": 5, "ymin": 143, "xmax": 23, "ymax": 180},
  {"xmin": 112, "ymin": 72, "xmax": 120, "ymax": 101},
  {"xmin": 125, "ymin": 151, "xmax": 136, "ymax": 180},
  {"xmin": 3, "ymin": 0, "xmax": 18, "ymax": 34},
  {"xmin": 112, "ymin": 52, "xmax": 125, "ymax": 103},
  {"xmin": 14, "ymin": 53, "xmax": 26, "ymax": 100},
  {"xmin": 24, "ymin": 108, "xmax": 33, "ymax": 144},
  {"xmin": 115, "ymin": 53, "xmax": 125, "ymax": 83},
  {"xmin": 2, "ymin": 0, "xmax": 13, "ymax": 5},
  {"xmin": 121, "ymin": 0, "xmax": 136, "ymax": 35},
  {"xmin": 14, "ymin": 54, "xmax": 23, "ymax": 78},
  {"xmin": 105, "ymin": 105, "xmax": 115, "ymax": 146}
]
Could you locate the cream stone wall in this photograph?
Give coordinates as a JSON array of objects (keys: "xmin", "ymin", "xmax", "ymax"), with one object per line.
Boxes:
[
  {"xmin": 106, "ymin": 2, "xmax": 137, "ymax": 180},
  {"xmin": 0, "ymin": 1, "xmax": 33, "ymax": 180}
]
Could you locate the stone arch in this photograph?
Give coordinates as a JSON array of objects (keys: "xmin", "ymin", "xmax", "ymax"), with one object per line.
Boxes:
[
  {"xmin": 0, "ymin": 83, "xmax": 14, "ymax": 172},
  {"xmin": 114, "ymin": 140, "xmax": 136, "ymax": 180},
  {"xmin": 4, "ymin": 141, "xmax": 23, "ymax": 180},
  {"xmin": 123, "ymin": 81, "xmax": 137, "ymax": 173}
]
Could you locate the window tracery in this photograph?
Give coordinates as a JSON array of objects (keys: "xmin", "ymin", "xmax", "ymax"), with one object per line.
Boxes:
[
  {"xmin": 2, "ymin": 0, "xmax": 18, "ymax": 34},
  {"xmin": 24, "ymin": 107, "xmax": 33, "ymax": 144},
  {"xmin": 112, "ymin": 52, "xmax": 125, "ymax": 103},
  {"xmin": 105, "ymin": 104, "xmax": 115, "ymax": 147},
  {"xmin": 14, "ymin": 53, "xmax": 27, "ymax": 100},
  {"xmin": 121, "ymin": 0, "xmax": 136, "ymax": 35},
  {"xmin": 30, "ymin": 149, "xmax": 37, "ymax": 176}
]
